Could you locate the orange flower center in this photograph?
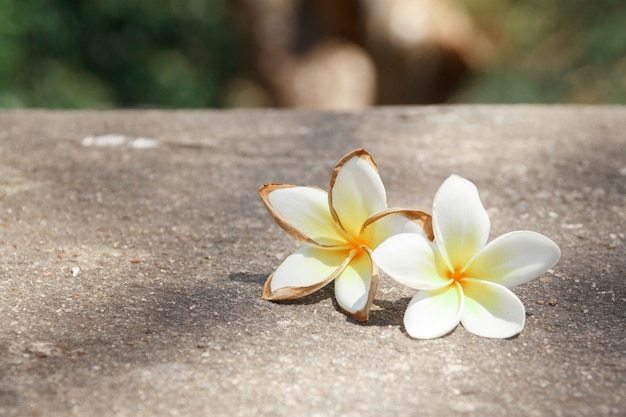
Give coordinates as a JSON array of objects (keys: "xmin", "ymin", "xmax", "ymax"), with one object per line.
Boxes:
[
  {"xmin": 448, "ymin": 270, "xmax": 464, "ymax": 282},
  {"xmin": 348, "ymin": 235, "xmax": 369, "ymax": 257}
]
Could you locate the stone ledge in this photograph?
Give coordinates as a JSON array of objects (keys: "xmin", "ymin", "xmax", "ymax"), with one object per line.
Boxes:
[{"xmin": 0, "ymin": 106, "xmax": 624, "ymax": 417}]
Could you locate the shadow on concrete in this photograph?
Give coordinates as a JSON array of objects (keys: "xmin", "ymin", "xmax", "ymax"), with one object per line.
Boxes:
[
  {"xmin": 229, "ymin": 272, "xmax": 430, "ymax": 329},
  {"xmin": 230, "ymin": 272, "xmax": 411, "ymax": 327},
  {"xmin": 367, "ymin": 297, "xmax": 411, "ymax": 327},
  {"xmin": 6, "ymin": 272, "xmax": 258, "ymax": 377}
]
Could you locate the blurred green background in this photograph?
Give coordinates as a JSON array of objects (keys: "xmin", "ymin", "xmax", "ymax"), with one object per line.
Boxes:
[
  {"xmin": 0, "ymin": 0, "xmax": 624, "ymax": 108},
  {"xmin": 455, "ymin": 0, "xmax": 626, "ymax": 104},
  {"xmin": 0, "ymin": 0, "xmax": 240, "ymax": 107}
]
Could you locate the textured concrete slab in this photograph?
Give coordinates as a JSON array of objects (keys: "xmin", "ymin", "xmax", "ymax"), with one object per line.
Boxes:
[{"xmin": 0, "ymin": 106, "xmax": 624, "ymax": 417}]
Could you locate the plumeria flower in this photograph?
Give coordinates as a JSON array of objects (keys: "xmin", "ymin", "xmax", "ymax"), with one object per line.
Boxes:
[
  {"xmin": 373, "ymin": 174, "xmax": 560, "ymax": 338},
  {"xmin": 259, "ymin": 149, "xmax": 432, "ymax": 321}
]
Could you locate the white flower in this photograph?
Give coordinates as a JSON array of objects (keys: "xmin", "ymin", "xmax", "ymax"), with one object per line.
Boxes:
[
  {"xmin": 373, "ymin": 175, "xmax": 561, "ymax": 338},
  {"xmin": 259, "ymin": 149, "xmax": 431, "ymax": 321}
]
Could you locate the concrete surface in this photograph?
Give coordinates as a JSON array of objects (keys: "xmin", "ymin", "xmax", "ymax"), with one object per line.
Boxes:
[{"xmin": 0, "ymin": 106, "xmax": 624, "ymax": 417}]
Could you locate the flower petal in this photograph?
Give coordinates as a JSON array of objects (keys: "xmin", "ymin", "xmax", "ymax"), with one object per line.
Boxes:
[
  {"xmin": 460, "ymin": 278, "xmax": 525, "ymax": 338},
  {"xmin": 259, "ymin": 184, "xmax": 347, "ymax": 247},
  {"xmin": 403, "ymin": 283, "xmax": 463, "ymax": 339},
  {"xmin": 333, "ymin": 250, "xmax": 377, "ymax": 321},
  {"xmin": 361, "ymin": 208, "xmax": 433, "ymax": 248},
  {"xmin": 329, "ymin": 149, "xmax": 387, "ymax": 237},
  {"xmin": 433, "ymin": 175, "xmax": 490, "ymax": 271},
  {"xmin": 464, "ymin": 231, "xmax": 561, "ymax": 288},
  {"xmin": 372, "ymin": 233, "xmax": 451, "ymax": 290},
  {"xmin": 263, "ymin": 246, "xmax": 350, "ymax": 300}
]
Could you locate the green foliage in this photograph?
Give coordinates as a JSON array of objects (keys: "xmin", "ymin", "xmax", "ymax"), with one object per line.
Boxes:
[
  {"xmin": 453, "ymin": 0, "xmax": 626, "ymax": 103},
  {"xmin": 0, "ymin": 0, "xmax": 241, "ymax": 108}
]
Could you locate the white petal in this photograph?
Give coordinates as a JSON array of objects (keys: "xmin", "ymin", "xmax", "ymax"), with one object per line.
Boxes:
[
  {"xmin": 433, "ymin": 175, "xmax": 490, "ymax": 271},
  {"xmin": 372, "ymin": 233, "xmax": 451, "ymax": 290},
  {"xmin": 464, "ymin": 231, "xmax": 561, "ymax": 288},
  {"xmin": 264, "ymin": 246, "xmax": 349, "ymax": 300},
  {"xmin": 361, "ymin": 208, "xmax": 431, "ymax": 249},
  {"xmin": 460, "ymin": 278, "xmax": 525, "ymax": 338},
  {"xmin": 334, "ymin": 251, "xmax": 376, "ymax": 321},
  {"xmin": 329, "ymin": 149, "xmax": 387, "ymax": 237},
  {"xmin": 403, "ymin": 283, "xmax": 463, "ymax": 339},
  {"xmin": 260, "ymin": 184, "xmax": 347, "ymax": 246}
]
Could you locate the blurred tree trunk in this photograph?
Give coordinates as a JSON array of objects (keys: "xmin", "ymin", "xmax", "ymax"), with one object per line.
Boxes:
[{"xmin": 231, "ymin": 0, "xmax": 492, "ymax": 108}]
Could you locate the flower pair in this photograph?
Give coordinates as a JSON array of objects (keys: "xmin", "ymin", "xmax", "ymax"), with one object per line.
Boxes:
[{"xmin": 259, "ymin": 149, "xmax": 560, "ymax": 338}]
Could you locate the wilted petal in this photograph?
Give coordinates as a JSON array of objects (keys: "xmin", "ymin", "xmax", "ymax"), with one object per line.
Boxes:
[
  {"xmin": 433, "ymin": 175, "xmax": 490, "ymax": 271},
  {"xmin": 361, "ymin": 208, "xmax": 432, "ymax": 249},
  {"xmin": 373, "ymin": 233, "xmax": 451, "ymax": 290},
  {"xmin": 263, "ymin": 246, "xmax": 350, "ymax": 300},
  {"xmin": 463, "ymin": 231, "xmax": 561, "ymax": 288},
  {"xmin": 404, "ymin": 283, "xmax": 463, "ymax": 339},
  {"xmin": 460, "ymin": 278, "xmax": 525, "ymax": 338},
  {"xmin": 333, "ymin": 251, "xmax": 377, "ymax": 321},
  {"xmin": 329, "ymin": 149, "xmax": 387, "ymax": 237},
  {"xmin": 259, "ymin": 184, "xmax": 347, "ymax": 246}
]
